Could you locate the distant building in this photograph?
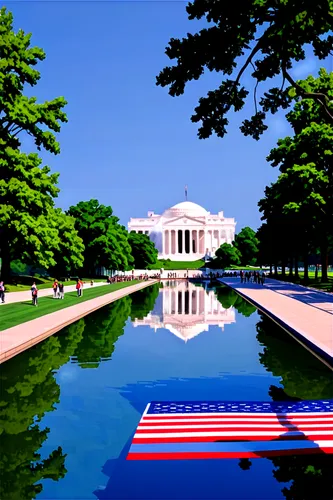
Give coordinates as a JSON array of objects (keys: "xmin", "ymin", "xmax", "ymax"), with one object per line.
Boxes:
[
  {"xmin": 132, "ymin": 281, "xmax": 236, "ymax": 341},
  {"xmin": 128, "ymin": 201, "xmax": 236, "ymax": 261}
]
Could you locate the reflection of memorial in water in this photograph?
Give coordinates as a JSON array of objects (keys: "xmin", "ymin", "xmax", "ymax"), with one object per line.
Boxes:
[{"xmin": 132, "ymin": 281, "xmax": 235, "ymax": 341}]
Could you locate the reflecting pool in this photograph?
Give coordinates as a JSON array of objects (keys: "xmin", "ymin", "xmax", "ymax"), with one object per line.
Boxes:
[{"xmin": 1, "ymin": 281, "xmax": 332, "ymax": 500}]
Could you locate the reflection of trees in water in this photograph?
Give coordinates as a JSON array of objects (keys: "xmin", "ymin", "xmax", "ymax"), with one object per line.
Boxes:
[
  {"xmin": 216, "ymin": 287, "xmax": 257, "ymax": 317},
  {"xmin": 237, "ymin": 313, "xmax": 333, "ymax": 500},
  {"xmin": 0, "ymin": 319, "xmax": 85, "ymax": 500},
  {"xmin": 0, "ymin": 285, "xmax": 160, "ymax": 499},
  {"xmin": 129, "ymin": 283, "xmax": 160, "ymax": 320},
  {"xmin": 72, "ymin": 296, "xmax": 132, "ymax": 368},
  {"xmin": 256, "ymin": 313, "xmax": 333, "ymax": 400}
]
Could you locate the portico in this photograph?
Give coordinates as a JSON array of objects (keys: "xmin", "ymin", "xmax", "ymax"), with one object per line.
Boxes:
[{"xmin": 128, "ymin": 201, "xmax": 236, "ymax": 261}]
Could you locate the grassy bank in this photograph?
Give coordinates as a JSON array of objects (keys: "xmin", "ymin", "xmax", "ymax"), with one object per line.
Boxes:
[
  {"xmin": 1, "ymin": 280, "xmax": 141, "ymax": 331},
  {"xmin": 5, "ymin": 276, "xmax": 105, "ymax": 293},
  {"xmin": 149, "ymin": 259, "xmax": 205, "ymax": 270}
]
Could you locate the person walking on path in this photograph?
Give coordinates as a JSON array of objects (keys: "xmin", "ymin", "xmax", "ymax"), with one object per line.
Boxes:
[
  {"xmin": 58, "ymin": 282, "xmax": 64, "ymax": 299},
  {"xmin": 259, "ymin": 268, "xmax": 265, "ymax": 285},
  {"xmin": 52, "ymin": 280, "xmax": 58, "ymax": 298},
  {"xmin": 79, "ymin": 279, "xmax": 84, "ymax": 297},
  {"xmin": 0, "ymin": 281, "xmax": 5, "ymax": 303},
  {"xmin": 32, "ymin": 284, "xmax": 38, "ymax": 306},
  {"xmin": 76, "ymin": 279, "xmax": 80, "ymax": 297}
]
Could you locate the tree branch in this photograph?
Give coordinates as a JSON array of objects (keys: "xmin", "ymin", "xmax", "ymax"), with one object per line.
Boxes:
[
  {"xmin": 282, "ymin": 67, "xmax": 333, "ymax": 122},
  {"xmin": 250, "ymin": 61, "xmax": 259, "ymax": 114},
  {"xmin": 235, "ymin": 34, "xmax": 265, "ymax": 86}
]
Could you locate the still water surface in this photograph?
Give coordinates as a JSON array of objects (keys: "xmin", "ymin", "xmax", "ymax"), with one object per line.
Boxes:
[{"xmin": 1, "ymin": 281, "xmax": 332, "ymax": 500}]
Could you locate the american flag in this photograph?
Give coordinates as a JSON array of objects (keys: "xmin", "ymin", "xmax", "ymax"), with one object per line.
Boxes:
[{"xmin": 127, "ymin": 400, "xmax": 333, "ymax": 460}]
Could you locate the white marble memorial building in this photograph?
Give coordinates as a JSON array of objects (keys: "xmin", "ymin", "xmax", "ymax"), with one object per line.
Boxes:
[{"xmin": 128, "ymin": 201, "xmax": 236, "ymax": 261}]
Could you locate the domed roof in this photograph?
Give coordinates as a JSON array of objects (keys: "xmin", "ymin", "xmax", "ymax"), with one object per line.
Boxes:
[{"xmin": 163, "ymin": 201, "xmax": 209, "ymax": 218}]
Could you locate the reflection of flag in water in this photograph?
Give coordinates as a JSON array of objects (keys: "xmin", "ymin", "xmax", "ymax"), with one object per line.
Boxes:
[{"xmin": 127, "ymin": 400, "xmax": 333, "ymax": 460}]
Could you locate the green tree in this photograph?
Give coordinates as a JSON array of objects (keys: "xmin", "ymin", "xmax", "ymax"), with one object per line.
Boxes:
[
  {"xmin": 128, "ymin": 231, "xmax": 158, "ymax": 269},
  {"xmin": 49, "ymin": 209, "xmax": 85, "ymax": 276},
  {"xmin": 67, "ymin": 199, "xmax": 134, "ymax": 275},
  {"xmin": 259, "ymin": 70, "xmax": 333, "ymax": 281},
  {"xmin": 215, "ymin": 243, "xmax": 241, "ymax": 268},
  {"xmin": 0, "ymin": 8, "xmax": 70, "ymax": 281},
  {"xmin": 156, "ymin": 1, "xmax": 333, "ymax": 140},
  {"xmin": 0, "ymin": 319, "xmax": 85, "ymax": 500},
  {"xmin": 234, "ymin": 227, "xmax": 259, "ymax": 265}
]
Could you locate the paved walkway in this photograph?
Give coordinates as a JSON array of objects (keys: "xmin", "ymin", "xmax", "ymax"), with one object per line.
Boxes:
[
  {"xmin": 1, "ymin": 280, "xmax": 109, "ymax": 305},
  {"xmin": 218, "ymin": 278, "xmax": 333, "ymax": 367},
  {"xmin": 0, "ymin": 280, "xmax": 158, "ymax": 364}
]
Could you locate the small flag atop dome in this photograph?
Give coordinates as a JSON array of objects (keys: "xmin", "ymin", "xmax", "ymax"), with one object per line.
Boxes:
[{"xmin": 185, "ymin": 185, "xmax": 188, "ymax": 201}]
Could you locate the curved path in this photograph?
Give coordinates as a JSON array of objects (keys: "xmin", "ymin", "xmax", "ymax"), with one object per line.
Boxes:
[
  {"xmin": 0, "ymin": 280, "xmax": 158, "ymax": 364},
  {"xmin": 1, "ymin": 280, "xmax": 109, "ymax": 305},
  {"xmin": 218, "ymin": 277, "xmax": 333, "ymax": 368}
]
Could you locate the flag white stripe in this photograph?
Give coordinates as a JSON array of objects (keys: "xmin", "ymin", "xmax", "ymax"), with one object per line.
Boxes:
[
  {"xmin": 144, "ymin": 411, "xmax": 333, "ymax": 418},
  {"xmin": 141, "ymin": 417, "xmax": 333, "ymax": 424},
  {"xmin": 138, "ymin": 423, "xmax": 333, "ymax": 430},
  {"xmin": 134, "ymin": 430, "xmax": 333, "ymax": 439}
]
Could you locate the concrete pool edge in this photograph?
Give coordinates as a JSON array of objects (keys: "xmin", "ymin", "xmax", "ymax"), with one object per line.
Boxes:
[
  {"xmin": 218, "ymin": 279, "xmax": 333, "ymax": 370},
  {"xmin": 0, "ymin": 280, "xmax": 159, "ymax": 364}
]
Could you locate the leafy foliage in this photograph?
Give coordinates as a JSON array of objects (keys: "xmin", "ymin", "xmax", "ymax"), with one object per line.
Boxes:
[
  {"xmin": 128, "ymin": 231, "xmax": 158, "ymax": 269},
  {"xmin": 0, "ymin": 8, "xmax": 83, "ymax": 281},
  {"xmin": 67, "ymin": 199, "xmax": 134, "ymax": 274},
  {"xmin": 215, "ymin": 243, "xmax": 242, "ymax": 268},
  {"xmin": 0, "ymin": 7, "xmax": 67, "ymax": 153},
  {"xmin": 258, "ymin": 70, "xmax": 333, "ymax": 280},
  {"xmin": 234, "ymin": 227, "xmax": 259, "ymax": 265},
  {"xmin": 156, "ymin": 1, "xmax": 333, "ymax": 140}
]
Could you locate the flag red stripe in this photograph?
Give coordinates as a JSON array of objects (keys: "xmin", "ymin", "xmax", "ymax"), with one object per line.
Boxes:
[
  {"xmin": 136, "ymin": 426, "xmax": 333, "ymax": 433},
  {"xmin": 127, "ymin": 447, "xmax": 333, "ymax": 460},
  {"xmin": 132, "ymin": 434, "xmax": 331, "ymax": 444}
]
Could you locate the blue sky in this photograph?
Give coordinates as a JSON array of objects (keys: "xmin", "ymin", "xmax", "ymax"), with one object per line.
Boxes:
[{"xmin": 8, "ymin": 1, "xmax": 332, "ymax": 231}]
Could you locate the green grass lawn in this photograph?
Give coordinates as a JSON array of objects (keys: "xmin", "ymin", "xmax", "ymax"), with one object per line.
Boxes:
[
  {"xmin": 5, "ymin": 276, "xmax": 105, "ymax": 293},
  {"xmin": 149, "ymin": 259, "xmax": 206, "ymax": 270},
  {"xmin": 1, "ymin": 280, "xmax": 141, "ymax": 331}
]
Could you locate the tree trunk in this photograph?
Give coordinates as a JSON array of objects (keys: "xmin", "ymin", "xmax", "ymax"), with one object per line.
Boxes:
[
  {"xmin": 320, "ymin": 245, "xmax": 328, "ymax": 282},
  {"xmin": 0, "ymin": 245, "xmax": 11, "ymax": 283},
  {"xmin": 281, "ymin": 258, "xmax": 286, "ymax": 278},
  {"xmin": 315, "ymin": 263, "xmax": 318, "ymax": 280},
  {"xmin": 274, "ymin": 262, "xmax": 278, "ymax": 277},
  {"xmin": 303, "ymin": 248, "xmax": 309, "ymax": 283},
  {"xmin": 269, "ymin": 263, "xmax": 273, "ymax": 275},
  {"xmin": 289, "ymin": 256, "xmax": 293, "ymax": 277},
  {"xmin": 295, "ymin": 257, "xmax": 299, "ymax": 278}
]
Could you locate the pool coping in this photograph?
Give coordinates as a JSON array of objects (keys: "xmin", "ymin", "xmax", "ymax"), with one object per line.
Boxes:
[
  {"xmin": 0, "ymin": 280, "xmax": 158, "ymax": 364},
  {"xmin": 218, "ymin": 279, "xmax": 333, "ymax": 370}
]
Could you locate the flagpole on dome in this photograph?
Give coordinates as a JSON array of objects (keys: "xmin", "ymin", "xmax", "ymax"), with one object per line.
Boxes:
[{"xmin": 185, "ymin": 184, "xmax": 188, "ymax": 201}]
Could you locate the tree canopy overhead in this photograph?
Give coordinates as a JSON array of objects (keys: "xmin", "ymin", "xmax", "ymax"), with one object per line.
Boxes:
[
  {"xmin": 156, "ymin": 0, "xmax": 333, "ymax": 140},
  {"xmin": 0, "ymin": 7, "xmax": 67, "ymax": 153}
]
